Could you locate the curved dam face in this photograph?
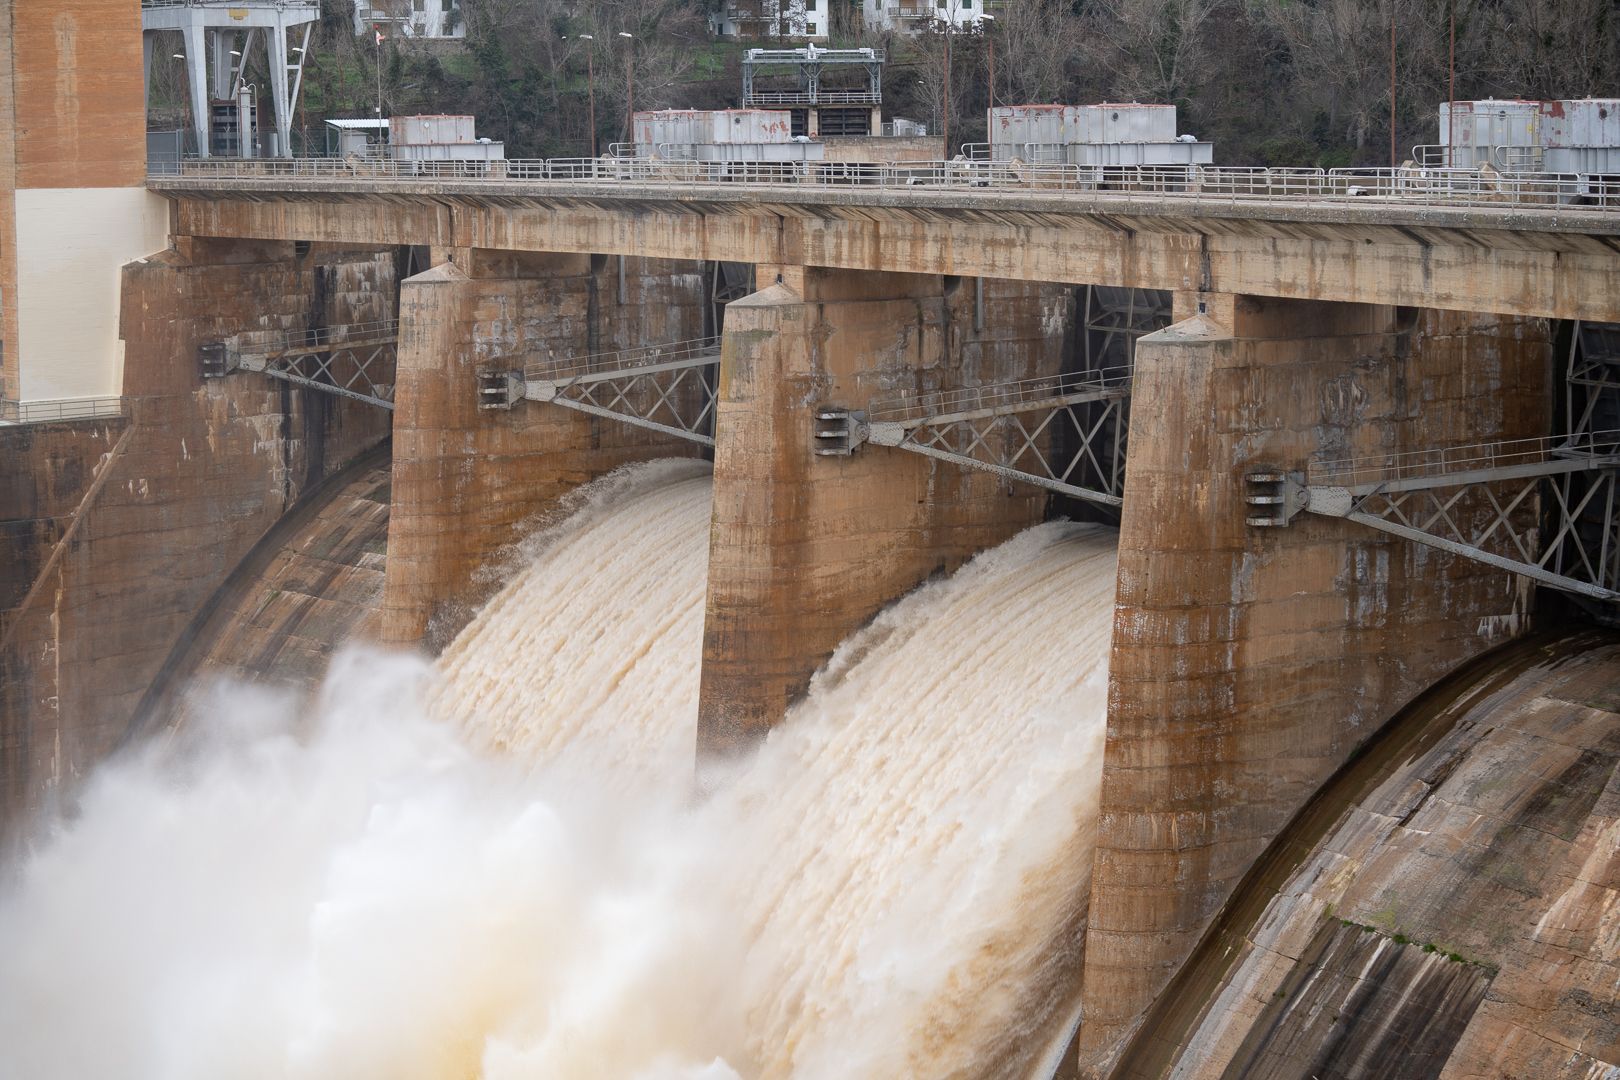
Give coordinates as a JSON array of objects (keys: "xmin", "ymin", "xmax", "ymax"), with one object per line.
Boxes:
[
  {"xmin": 142, "ymin": 451, "xmax": 393, "ymax": 716},
  {"xmin": 1119, "ymin": 630, "xmax": 1620, "ymax": 1079}
]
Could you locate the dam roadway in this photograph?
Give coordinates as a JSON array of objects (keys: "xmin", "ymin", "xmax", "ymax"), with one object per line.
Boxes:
[{"xmin": 151, "ymin": 164, "xmax": 1620, "ymax": 323}]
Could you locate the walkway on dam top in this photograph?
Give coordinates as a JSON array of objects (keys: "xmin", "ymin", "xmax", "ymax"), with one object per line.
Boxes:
[{"xmin": 148, "ymin": 157, "xmax": 1620, "ymax": 236}]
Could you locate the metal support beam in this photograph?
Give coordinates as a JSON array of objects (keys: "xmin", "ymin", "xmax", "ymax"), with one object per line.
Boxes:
[
  {"xmin": 217, "ymin": 320, "xmax": 400, "ymax": 409},
  {"xmin": 265, "ymin": 16, "xmax": 293, "ymax": 158},
  {"xmin": 182, "ymin": 21, "xmax": 210, "ymax": 159},
  {"xmin": 1248, "ymin": 432, "xmax": 1620, "ymax": 602},
  {"xmin": 479, "ymin": 337, "xmax": 721, "ymax": 446},
  {"xmin": 850, "ymin": 368, "xmax": 1134, "ymax": 506}
]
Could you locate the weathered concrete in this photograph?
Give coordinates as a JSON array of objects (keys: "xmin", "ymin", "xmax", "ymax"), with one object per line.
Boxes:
[
  {"xmin": 381, "ymin": 249, "xmax": 709, "ymax": 649},
  {"xmin": 1114, "ymin": 631, "xmax": 1620, "ymax": 1079},
  {"xmin": 158, "ymin": 183, "xmax": 1620, "ymax": 323},
  {"xmin": 143, "ymin": 451, "xmax": 393, "ymax": 723},
  {"xmin": 1076, "ymin": 299, "xmax": 1553, "ymax": 1074},
  {"xmin": 0, "ymin": 239, "xmax": 393, "ymax": 835},
  {"xmin": 697, "ymin": 268, "xmax": 1066, "ymax": 753}
]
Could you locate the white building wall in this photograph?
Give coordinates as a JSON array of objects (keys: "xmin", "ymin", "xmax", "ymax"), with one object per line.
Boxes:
[{"xmin": 14, "ymin": 188, "xmax": 170, "ymax": 402}]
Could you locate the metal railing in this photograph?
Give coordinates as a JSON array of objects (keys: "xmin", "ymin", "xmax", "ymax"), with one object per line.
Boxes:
[
  {"xmin": 869, "ymin": 366, "xmax": 1133, "ymax": 425},
  {"xmin": 147, "ymin": 155, "xmax": 1620, "ymax": 213},
  {"xmin": 741, "ymin": 90, "xmax": 882, "ymax": 106},
  {"xmin": 1309, "ymin": 429, "xmax": 1620, "ymax": 490},
  {"xmin": 142, "ymin": 0, "xmax": 317, "ymax": 7},
  {"xmin": 238, "ymin": 319, "xmax": 400, "ymax": 356},
  {"xmin": 525, "ymin": 336, "xmax": 720, "ymax": 383},
  {"xmin": 0, "ymin": 396, "xmax": 127, "ymax": 424}
]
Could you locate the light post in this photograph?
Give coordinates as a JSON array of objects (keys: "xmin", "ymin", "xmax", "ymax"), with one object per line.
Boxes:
[
  {"xmin": 941, "ymin": 20, "xmax": 952, "ymax": 159},
  {"xmin": 619, "ymin": 31, "xmax": 634, "ymax": 145},
  {"xmin": 981, "ymin": 14, "xmax": 995, "ymax": 150},
  {"xmin": 579, "ymin": 34, "xmax": 596, "ymax": 157}
]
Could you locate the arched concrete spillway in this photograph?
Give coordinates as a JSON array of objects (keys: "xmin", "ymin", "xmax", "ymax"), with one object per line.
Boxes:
[
  {"xmin": 138, "ymin": 448, "xmax": 392, "ymax": 718},
  {"xmin": 1116, "ymin": 630, "xmax": 1620, "ymax": 1079}
]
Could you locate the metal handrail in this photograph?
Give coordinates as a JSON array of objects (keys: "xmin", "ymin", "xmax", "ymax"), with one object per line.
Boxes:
[
  {"xmin": 0, "ymin": 396, "xmax": 127, "ymax": 424},
  {"xmin": 142, "ymin": 0, "xmax": 316, "ymax": 7},
  {"xmin": 870, "ymin": 366, "xmax": 1133, "ymax": 424},
  {"xmin": 238, "ymin": 319, "xmax": 400, "ymax": 355},
  {"xmin": 525, "ymin": 336, "xmax": 721, "ymax": 382},
  {"xmin": 1309, "ymin": 429, "xmax": 1620, "ymax": 489},
  {"xmin": 742, "ymin": 90, "xmax": 882, "ymax": 105},
  {"xmin": 146, "ymin": 155, "xmax": 1620, "ymax": 213}
]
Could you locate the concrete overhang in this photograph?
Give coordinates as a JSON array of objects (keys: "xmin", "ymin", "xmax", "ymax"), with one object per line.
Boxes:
[{"xmin": 149, "ymin": 177, "xmax": 1620, "ymax": 322}]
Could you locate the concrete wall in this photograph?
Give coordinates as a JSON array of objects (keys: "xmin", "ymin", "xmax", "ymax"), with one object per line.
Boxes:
[
  {"xmin": 1076, "ymin": 298, "xmax": 1553, "ymax": 1074},
  {"xmin": 15, "ymin": 187, "xmax": 170, "ymax": 400},
  {"xmin": 0, "ymin": 0, "xmax": 155, "ymax": 408},
  {"xmin": 382, "ymin": 250, "xmax": 710, "ymax": 649},
  {"xmin": 0, "ymin": 239, "xmax": 396, "ymax": 837}
]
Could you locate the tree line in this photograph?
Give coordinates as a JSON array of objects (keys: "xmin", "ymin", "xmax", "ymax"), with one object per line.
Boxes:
[{"xmin": 151, "ymin": 0, "xmax": 1619, "ymax": 166}]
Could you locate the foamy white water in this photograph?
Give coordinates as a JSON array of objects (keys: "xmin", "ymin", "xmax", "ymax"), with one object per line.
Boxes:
[{"xmin": 0, "ymin": 460, "xmax": 1117, "ymax": 1080}]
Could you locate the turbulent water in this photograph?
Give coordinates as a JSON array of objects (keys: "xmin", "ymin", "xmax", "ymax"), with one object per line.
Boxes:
[{"xmin": 0, "ymin": 460, "xmax": 1118, "ymax": 1080}]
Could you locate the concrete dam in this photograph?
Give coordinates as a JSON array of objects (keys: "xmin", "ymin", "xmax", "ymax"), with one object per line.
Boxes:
[{"xmin": 5, "ymin": 3, "xmax": 1620, "ymax": 1078}]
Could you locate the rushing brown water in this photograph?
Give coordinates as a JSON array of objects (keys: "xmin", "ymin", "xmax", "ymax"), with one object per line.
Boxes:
[{"xmin": 0, "ymin": 460, "xmax": 1117, "ymax": 1080}]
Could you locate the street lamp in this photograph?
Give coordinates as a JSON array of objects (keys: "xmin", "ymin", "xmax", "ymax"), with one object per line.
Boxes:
[
  {"xmin": 567, "ymin": 34, "xmax": 598, "ymax": 157},
  {"xmin": 581, "ymin": 34, "xmax": 597, "ymax": 158},
  {"xmin": 981, "ymin": 14, "xmax": 994, "ymax": 115},
  {"xmin": 619, "ymin": 32, "xmax": 634, "ymax": 145}
]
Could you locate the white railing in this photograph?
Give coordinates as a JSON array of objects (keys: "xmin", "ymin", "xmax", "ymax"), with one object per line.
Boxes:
[
  {"xmin": 146, "ymin": 155, "xmax": 1620, "ymax": 213},
  {"xmin": 869, "ymin": 366, "xmax": 1133, "ymax": 425},
  {"xmin": 1309, "ymin": 429, "xmax": 1620, "ymax": 490},
  {"xmin": 742, "ymin": 90, "xmax": 882, "ymax": 106},
  {"xmin": 0, "ymin": 396, "xmax": 127, "ymax": 424}
]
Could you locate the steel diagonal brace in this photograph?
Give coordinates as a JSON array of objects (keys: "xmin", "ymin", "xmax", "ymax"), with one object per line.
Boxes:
[
  {"xmin": 1291, "ymin": 457, "xmax": 1620, "ymax": 602},
  {"xmin": 526, "ymin": 359, "xmax": 719, "ymax": 448}
]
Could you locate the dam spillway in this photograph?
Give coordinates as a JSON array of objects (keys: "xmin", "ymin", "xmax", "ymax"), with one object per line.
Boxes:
[
  {"xmin": 7, "ymin": 5, "xmax": 1620, "ymax": 1073},
  {"xmin": 0, "ymin": 462, "xmax": 1119, "ymax": 1079}
]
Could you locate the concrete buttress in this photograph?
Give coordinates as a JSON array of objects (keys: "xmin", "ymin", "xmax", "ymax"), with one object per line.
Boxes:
[
  {"xmin": 696, "ymin": 268, "xmax": 1061, "ymax": 755},
  {"xmin": 381, "ymin": 251, "xmax": 707, "ymax": 649},
  {"xmin": 1076, "ymin": 297, "xmax": 1553, "ymax": 1074}
]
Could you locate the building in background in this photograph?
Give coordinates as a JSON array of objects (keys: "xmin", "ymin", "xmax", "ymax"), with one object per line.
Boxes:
[
  {"xmin": 1, "ymin": 0, "xmax": 168, "ymax": 419},
  {"xmin": 710, "ymin": 0, "xmax": 828, "ymax": 41},
  {"xmin": 354, "ymin": 0, "xmax": 465, "ymax": 41}
]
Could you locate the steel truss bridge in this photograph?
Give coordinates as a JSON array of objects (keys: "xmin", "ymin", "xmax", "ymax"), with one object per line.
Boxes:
[
  {"xmin": 1248, "ymin": 322, "xmax": 1620, "ymax": 604},
  {"xmin": 478, "ymin": 337, "xmax": 721, "ymax": 447},
  {"xmin": 201, "ymin": 320, "xmax": 399, "ymax": 409}
]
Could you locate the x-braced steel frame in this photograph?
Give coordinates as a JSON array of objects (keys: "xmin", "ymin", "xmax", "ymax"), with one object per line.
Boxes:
[
  {"xmin": 821, "ymin": 367, "xmax": 1134, "ymax": 506},
  {"xmin": 1248, "ymin": 434, "xmax": 1620, "ymax": 601},
  {"xmin": 479, "ymin": 337, "xmax": 720, "ymax": 446},
  {"xmin": 1248, "ymin": 319, "xmax": 1620, "ymax": 604},
  {"xmin": 208, "ymin": 320, "xmax": 399, "ymax": 409}
]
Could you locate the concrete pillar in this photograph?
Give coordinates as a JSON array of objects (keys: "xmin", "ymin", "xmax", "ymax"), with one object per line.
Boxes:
[
  {"xmin": 381, "ymin": 252, "xmax": 708, "ymax": 649},
  {"xmin": 265, "ymin": 18, "xmax": 292, "ymax": 159},
  {"xmin": 182, "ymin": 20, "xmax": 210, "ymax": 159},
  {"xmin": 695, "ymin": 267, "xmax": 1055, "ymax": 755},
  {"xmin": 1076, "ymin": 298, "xmax": 1552, "ymax": 1074}
]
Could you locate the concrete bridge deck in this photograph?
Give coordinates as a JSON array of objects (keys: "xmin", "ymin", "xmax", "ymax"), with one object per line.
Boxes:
[{"xmin": 151, "ymin": 169, "xmax": 1620, "ymax": 323}]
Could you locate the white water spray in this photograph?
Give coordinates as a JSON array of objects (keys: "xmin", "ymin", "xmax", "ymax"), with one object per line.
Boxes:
[{"xmin": 0, "ymin": 461, "xmax": 1117, "ymax": 1080}]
